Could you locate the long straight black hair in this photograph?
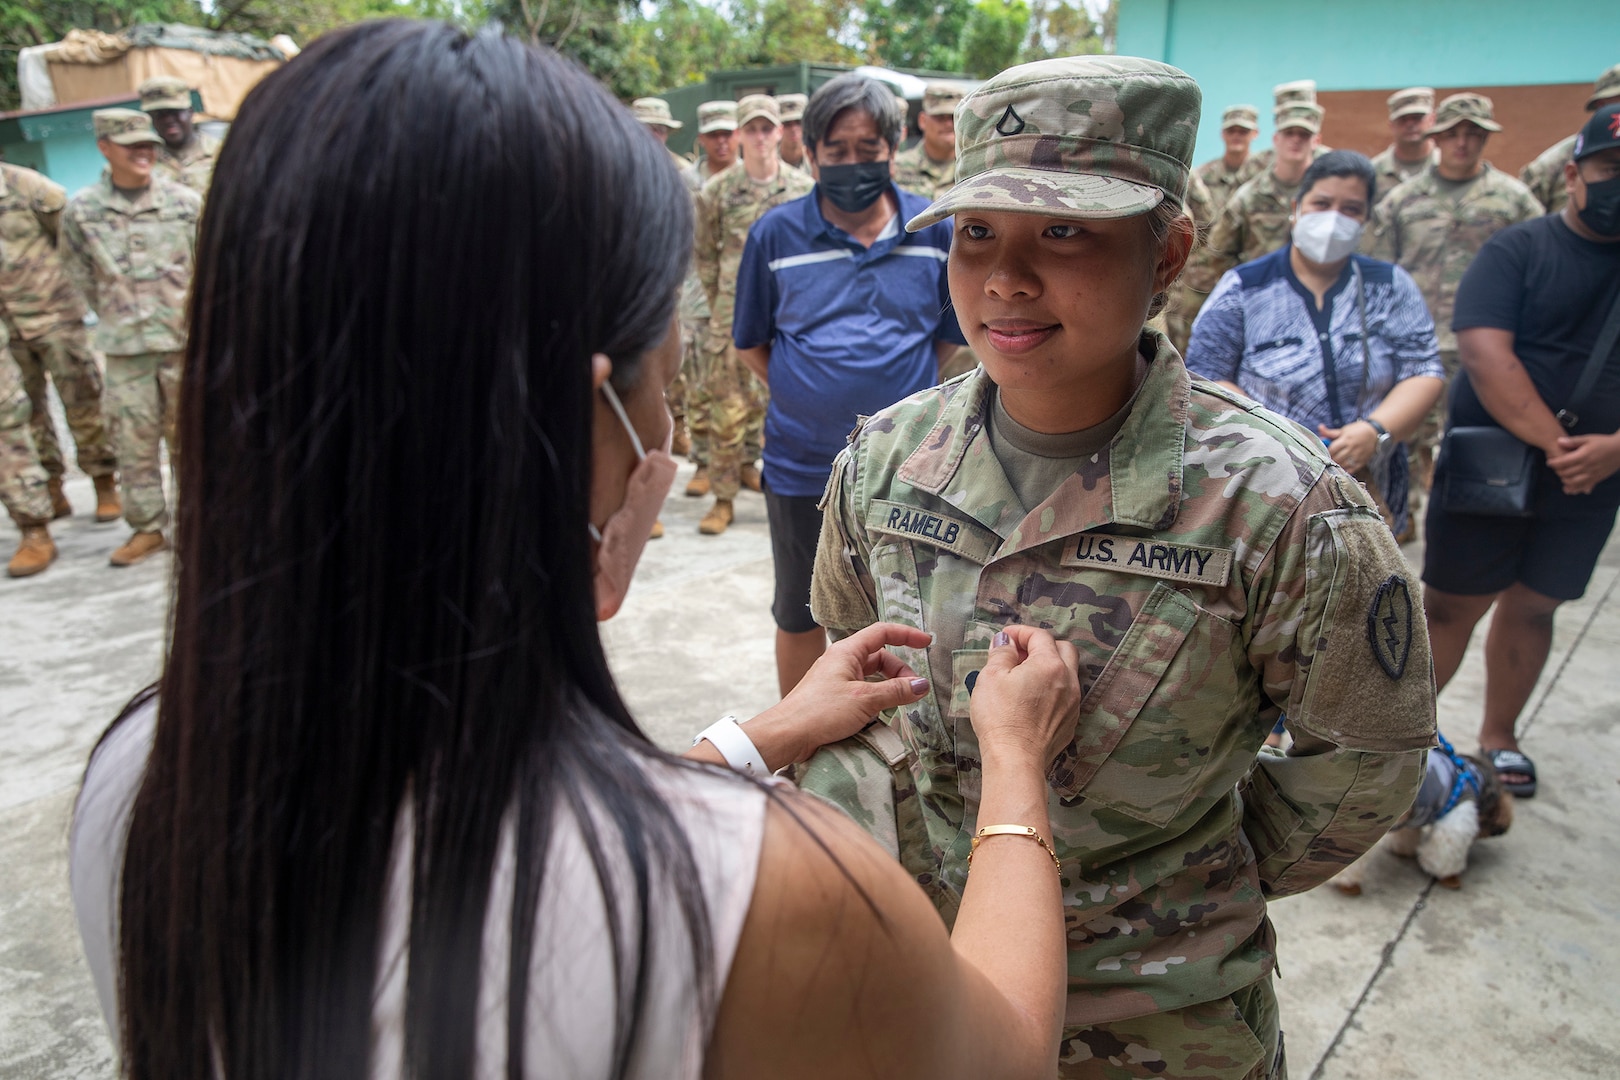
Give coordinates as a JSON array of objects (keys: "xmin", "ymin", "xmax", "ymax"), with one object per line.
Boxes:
[{"xmin": 110, "ymin": 20, "xmax": 704, "ymax": 1078}]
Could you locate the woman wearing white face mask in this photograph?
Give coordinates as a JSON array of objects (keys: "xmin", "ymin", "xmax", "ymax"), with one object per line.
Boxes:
[{"xmin": 1187, "ymin": 150, "xmax": 1446, "ymax": 538}]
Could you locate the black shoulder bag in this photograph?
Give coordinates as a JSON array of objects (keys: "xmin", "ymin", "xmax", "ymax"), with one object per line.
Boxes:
[{"xmin": 1438, "ymin": 283, "xmax": 1620, "ymax": 517}]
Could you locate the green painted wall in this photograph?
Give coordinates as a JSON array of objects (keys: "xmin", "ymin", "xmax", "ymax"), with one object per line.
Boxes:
[{"xmin": 1118, "ymin": 0, "xmax": 1619, "ymax": 163}]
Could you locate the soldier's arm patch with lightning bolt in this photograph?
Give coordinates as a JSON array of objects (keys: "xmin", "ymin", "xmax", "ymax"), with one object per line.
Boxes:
[{"xmin": 1366, "ymin": 575, "xmax": 1413, "ymax": 679}]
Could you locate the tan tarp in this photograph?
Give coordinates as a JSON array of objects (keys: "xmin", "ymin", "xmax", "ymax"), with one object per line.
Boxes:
[{"xmin": 45, "ymin": 36, "xmax": 280, "ymax": 121}]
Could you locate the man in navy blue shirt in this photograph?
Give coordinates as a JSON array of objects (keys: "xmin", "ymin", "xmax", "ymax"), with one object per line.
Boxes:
[{"xmin": 732, "ymin": 73, "xmax": 965, "ymax": 695}]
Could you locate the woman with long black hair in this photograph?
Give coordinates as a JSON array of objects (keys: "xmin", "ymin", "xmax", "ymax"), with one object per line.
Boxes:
[{"xmin": 69, "ymin": 21, "xmax": 1082, "ymax": 1079}]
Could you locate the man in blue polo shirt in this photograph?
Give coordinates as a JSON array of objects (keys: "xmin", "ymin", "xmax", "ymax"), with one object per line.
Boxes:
[{"xmin": 733, "ymin": 73, "xmax": 965, "ymax": 695}]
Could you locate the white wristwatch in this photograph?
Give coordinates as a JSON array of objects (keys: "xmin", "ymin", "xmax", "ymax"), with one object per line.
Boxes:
[{"xmin": 692, "ymin": 714, "xmax": 771, "ymax": 777}]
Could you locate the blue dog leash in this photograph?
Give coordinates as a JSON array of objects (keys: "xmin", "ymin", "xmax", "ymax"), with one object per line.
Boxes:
[{"xmin": 1435, "ymin": 733, "xmax": 1480, "ymax": 817}]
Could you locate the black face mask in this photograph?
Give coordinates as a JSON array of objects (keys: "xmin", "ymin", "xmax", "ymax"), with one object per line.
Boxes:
[
  {"xmin": 1577, "ymin": 173, "xmax": 1620, "ymax": 238},
  {"xmin": 817, "ymin": 160, "xmax": 891, "ymax": 213}
]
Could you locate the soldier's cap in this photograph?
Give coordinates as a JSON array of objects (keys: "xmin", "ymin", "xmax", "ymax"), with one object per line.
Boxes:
[
  {"xmin": 697, "ymin": 101, "xmax": 738, "ymax": 134},
  {"xmin": 631, "ymin": 97, "xmax": 682, "ymax": 130},
  {"xmin": 1274, "ymin": 102, "xmax": 1324, "ymax": 135},
  {"xmin": 1220, "ymin": 104, "xmax": 1259, "ymax": 131},
  {"xmin": 1573, "ymin": 103, "xmax": 1620, "ymax": 162},
  {"xmin": 1587, "ymin": 63, "xmax": 1620, "ymax": 111},
  {"xmin": 1387, "ymin": 87, "xmax": 1434, "ymax": 120},
  {"xmin": 775, "ymin": 93, "xmax": 808, "ymax": 123},
  {"xmin": 922, "ymin": 82, "xmax": 965, "ymax": 117},
  {"xmin": 1426, "ymin": 92, "xmax": 1500, "ymax": 135},
  {"xmin": 137, "ymin": 75, "xmax": 193, "ymax": 112},
  {"xmin": 93, "ymin": 108, "xmax": 165, "ymax": 146},
  {"xmin": 736, "ymin": 94, "xmax": 781, "ymax": 127},
  {"xmin": 906, "ymin": 55, "xmax": 1200, "ymax": 233},
  {"xmin": 1273, "ymin": 79, "xmax": 1316, "ymax": 106}
]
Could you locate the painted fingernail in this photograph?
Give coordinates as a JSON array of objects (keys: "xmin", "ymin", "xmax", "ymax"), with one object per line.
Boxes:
[
  {"xmin": 910, "ymin": 678, "xmax": 929, "ymax": 695},
  {"xmin": 992, "ymin": 631, "xmax": 1010, "ymax": 648}
]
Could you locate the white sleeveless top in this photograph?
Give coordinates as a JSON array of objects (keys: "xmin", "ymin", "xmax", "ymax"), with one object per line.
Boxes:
[{"xmin": 71, "ymin": 701, "xmax": 768, "ymax": 1079}]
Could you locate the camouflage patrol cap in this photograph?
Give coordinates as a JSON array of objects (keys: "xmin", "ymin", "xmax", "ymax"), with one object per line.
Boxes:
[
  {"xmin": 1426, "ymin": 92, "xmax": 1501, "ymax": 135},
  {"xmin": 1274, "ymin": 102, "xmax": 1324, "ymax": 135},
  {"xmin": 737, "ymin": 94, "xmax": 781, "ymax": 127},
  {"xmin": 922, "ymin": 82, "xmax": 965, "ymax": 116},
  {"xmin": 1220, "ymin": 104, "xmax": 1259, "ymax": 131},
  {"xmin": 93, "ymin": 108, "xmax": 165, "ymax": 146},
  {"xmin": 697, "ymin": 101, "xmax": 738, "ymax": 134},
  {"xmin": 137, "ymin": 75, "xmax": 192, "ymax": 112},
  {"xmin": 1587, "ymin": 63, "xmax": 1620, "ymax": 110},
  {"xmin": 1387, "ymin": 87, "xmax": 1434, "ymax": 120},
  {"xmin": 631, "ymin": 97, "xmax": 682, "ymax": 130},
  {"xmin": 905, "ymin": 55, "xmax": 1200, "ymax": 232},
  {"xmin": 776, "ymin": 93, "xmax": 808, "ymax": 123},
  {"xmin": 1273, "ymin": 79, "xmax": 1317, "ymax": 106}
]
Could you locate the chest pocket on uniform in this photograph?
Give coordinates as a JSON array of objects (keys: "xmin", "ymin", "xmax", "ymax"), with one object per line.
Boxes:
[{"xmin": 1046, "ymin": 582, "xmax": 1244, "ymax": 827}]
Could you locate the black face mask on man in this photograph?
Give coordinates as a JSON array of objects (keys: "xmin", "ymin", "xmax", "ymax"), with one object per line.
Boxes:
[
  {"xmin": 817, "ymin": 160, "xmax": 891, "ymax": 213},
  {"xmin": 1577, "ymin": 174, "xmax": 1620, "ymax": 238}
]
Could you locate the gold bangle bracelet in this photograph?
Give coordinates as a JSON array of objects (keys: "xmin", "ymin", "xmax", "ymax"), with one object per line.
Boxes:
[{"xmin": 968, "ymin": 824, "xmax": 1061, "ymax": 873}]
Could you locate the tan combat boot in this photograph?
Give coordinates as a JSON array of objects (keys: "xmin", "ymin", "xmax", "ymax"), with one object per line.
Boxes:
[
  {"xmin": 740, "ymin": 463, "xmax": 763, "ymax": 493},
  {"xmin": 699, "ymin": 499, "xmax": 734, "ymax": 535},
  {"xmin": 109, "ymin": 530, "xmax": 168, "ymax": 567},
  {"xmin": 7, "ymin": 525, "xmax": 57, "ymax": 578},
  {"xmin": 47, "ymin": 476, "xmax": 72, "ymax": 519},
  {"xmin": 92, "ymin": 474, "xmax": 122, "ymax": 523},
  {"xmin": 650, "ymin": 520, "xmax": 665, "ymax": 540},
  {"xmin": 684, "ymin": 467, "xmax": 711, "ymax": 498},
  {"xmin": 670, "ymin": 423, "xmax": 691, "ymax": 459}
]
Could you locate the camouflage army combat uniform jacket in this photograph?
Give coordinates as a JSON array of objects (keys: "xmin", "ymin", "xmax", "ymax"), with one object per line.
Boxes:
[
  {"xmin": 805, "ymin": 331, "xmax": 1433, "ymax": 1031},
  {"xmin": 0, "ymin": 163, "xmax": 89, "ymax": 340},
  {"xmin": 154, "ymin": 131, "xmax": 222, "ymax": 195},
  {"xmin": 1367, "ymin": 163, "xmax": 1543, "ymax": 353},
  {"xmin": 1368, "ymin": 146, "xmax": 1432, "ymax": 204},
  {"xmin": 61, "ymin": 174, "xmax": 202, "ymax": 355},
  {"xmin": 1182, "ymin": 168, "xmax": 1301, "ymax": 295},
  {"xmin": 893, "ymin": 144, "xmax": 957, "ymax": 201},
  {"xmin": 695, "ymin": 160, "xmax": 813, "ymax": 349},
  {"xmin": 1194, "ymin": 155, "xmax": 1262, "ymax": 218},
  {"xmin": 1519, "ymin": 134, "xmax": 1576, "ymax": 216}
]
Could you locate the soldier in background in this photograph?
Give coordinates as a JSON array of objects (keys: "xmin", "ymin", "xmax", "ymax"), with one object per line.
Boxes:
[
  {"xmin": 776, "ymin": 93, "xmax": 808, "ymax": 169},
  {"xmin": 60, "ymin": 110, "xmax": 202, "ymax": 566},
  {"xmin": 692, "ymin": 95, "xmax": 813, "ymax": 535},
  {"xmin": 1158, "ymin": 168, "xmax": 1216, "ymax": 356},
  {"xmin": 1370, "ymin": 87, "xmax": 1436, "ymax": 197},
  {"xmin": 1, "ymin": 327, "xmax": 58, "ymax": 576},
  {"xmin": 138, "ymin": 76, "xmax": 220, "ymax": 194},
  {"xmin": 679, "ymin": 101, "xmax": 737, "ymax": 192},
  {"xmin": 0, "ymin": 160, "xmax": 120, "ymax": 524},
  {"xmin": 1196, "ymin": 104, "xmax": 1262, "ymax": 217},
  {"xmin": 632, "ymin": 96, "xmax": 687, "ymax": 171},
  {"xmin": 1183, "ymin": 101, "xmax": 1324, "ymax": 300},
  {"xmin": 892, "ymin": 83, "xmax": 962, "ymax": 201},
  {"xmin": 1520, "ymin": 63, "xmax": 1619, "ymax": 215},
  {"xmin": 1248, "ymin": 79, "xmax": 1330, "ymax": 175},
  {"xmin": 1369, "ymin": 92, "xmax": 1544, "ymax": 538}
]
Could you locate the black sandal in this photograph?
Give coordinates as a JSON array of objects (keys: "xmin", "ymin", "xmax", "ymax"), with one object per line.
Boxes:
[{"xmin": 1486, "ymin": 747, "xmax": 1537, "ymax": 799}]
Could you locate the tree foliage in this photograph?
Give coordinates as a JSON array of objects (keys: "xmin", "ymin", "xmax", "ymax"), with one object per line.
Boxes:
[{"xmin": 958, "ymin": 0, "xmax": 1025, "ymax": 78}]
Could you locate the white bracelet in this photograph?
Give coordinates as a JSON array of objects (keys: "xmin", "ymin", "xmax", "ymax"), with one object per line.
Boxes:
[{"xmin": 692, "ymin": 714, "xmax": 771, "ymax": 777}]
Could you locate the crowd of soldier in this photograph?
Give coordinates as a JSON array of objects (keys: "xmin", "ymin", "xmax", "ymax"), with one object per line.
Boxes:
[{"xmin": 1, "ymin": 75, "xmax": 215, "ymax": 577}]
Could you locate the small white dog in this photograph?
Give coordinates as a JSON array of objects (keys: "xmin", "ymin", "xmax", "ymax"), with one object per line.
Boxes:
[{"xmin": 1332, "ymin": 736, "xmax": 1513, "ymax": 893}]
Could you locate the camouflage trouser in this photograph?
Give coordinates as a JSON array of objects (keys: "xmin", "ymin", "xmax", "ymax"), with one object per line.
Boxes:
[
  {"xmin": 105, "ymin": 351, "xmax": 181, "ymax": 532},
  {"xmin": 1407, "ymin": 348, "xmax": 1460, "ymax": 524},
  {"xmin": 7, "ymin": 321, "xmax": 116, "ymax": 480},
  {"xmin": 0, "ymin": 345, "xmax": 52, "ymax": 526},
  {"xmin": 683, "ymin": 319, "xmax": 712, "ymax": 469},
  {"xmin": 702, "ymin": 339, "xmax": 765, "ymax": 501},
  {"xmin": 798, "ymin": 730, "xmax": 1285, "ymax": 1080}
]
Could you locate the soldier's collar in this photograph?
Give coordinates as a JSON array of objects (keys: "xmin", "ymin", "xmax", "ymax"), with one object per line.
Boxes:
[{"xmin": 897, "ymin": 330, "xmax": 1188, "ymax": 531}]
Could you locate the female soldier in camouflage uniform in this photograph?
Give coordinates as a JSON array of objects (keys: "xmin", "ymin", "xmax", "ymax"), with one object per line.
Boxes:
[{"xmin": 802, "ymin": 56, "xmax": 1438, "ymax": 1079}]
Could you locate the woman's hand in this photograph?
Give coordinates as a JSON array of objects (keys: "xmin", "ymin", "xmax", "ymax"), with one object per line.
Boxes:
[
  {"xmin": 1319, "ymin": 420, "xmax": 1379, "ymax": 472},
  {"xmin": 968, "ymin": 625, "xmax": 1081, "ymax": 771},
  {"xmin": 694, "ymin": 623, "xmax": 933, "ymax": 773}
]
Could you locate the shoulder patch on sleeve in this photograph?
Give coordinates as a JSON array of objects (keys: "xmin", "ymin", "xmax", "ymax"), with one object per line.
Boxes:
[{"xmin": 1366, "ymin": 575, "xmax": 1414, "ymax": 680}]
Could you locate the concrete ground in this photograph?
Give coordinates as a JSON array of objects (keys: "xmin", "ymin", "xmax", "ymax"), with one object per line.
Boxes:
[{"xmin": 2, "ymin": 460, "xmax": 1617, "ymax": 1078}]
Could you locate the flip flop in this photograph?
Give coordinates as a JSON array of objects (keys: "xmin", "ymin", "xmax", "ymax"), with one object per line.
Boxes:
[{"xmin": 1486, "ymin": 747, "xmax": 1536, "ymax": 799}]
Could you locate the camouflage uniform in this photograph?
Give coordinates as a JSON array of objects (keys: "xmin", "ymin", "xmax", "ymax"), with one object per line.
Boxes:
[
  {"xmin": 1523, "ymin": 64, "xmax": 1620, "ymax": 216},
  {"xmin": 1182, "ymin": 167, "xmax": 1302, "ymax": 296},
  {"xmin": 1369, "ymin": 145, "xmax": 1432, "ymax": 203},
  {"xmin": 804, "ymin": 335, "xmax": 1432, "ymax": 1078},
  {"xmin": 694, "ymin": 158, "xmax": 813, "ymax": 500},
  {"xmin": 61, "ymin": 120, "xmax": 201, "ymax": 533},
  {"xmin": 1195, "ymin": 154, "xmax": 1262, "ymax": 219},
  {"xmin": 1367, "ymin": 161, "xmax": 1543, "ymax": 510},
  {"xmin": 153, "ymin": 132, "xmax": 222, "ymax": 195},
  {"xmin": 1160, "ymin": 168, "xmax": 1216, "ymax": 356},
  {"xmin": 0, "ymin": 322, "xmax": 53, "ymax": 526},
  {"xmin": 0, "ymin": 163, "xmax": 116, "ymax": 484},
  {"xmin": 892, "ymin": 145, "xmax": 957, "ymax": 201}
]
